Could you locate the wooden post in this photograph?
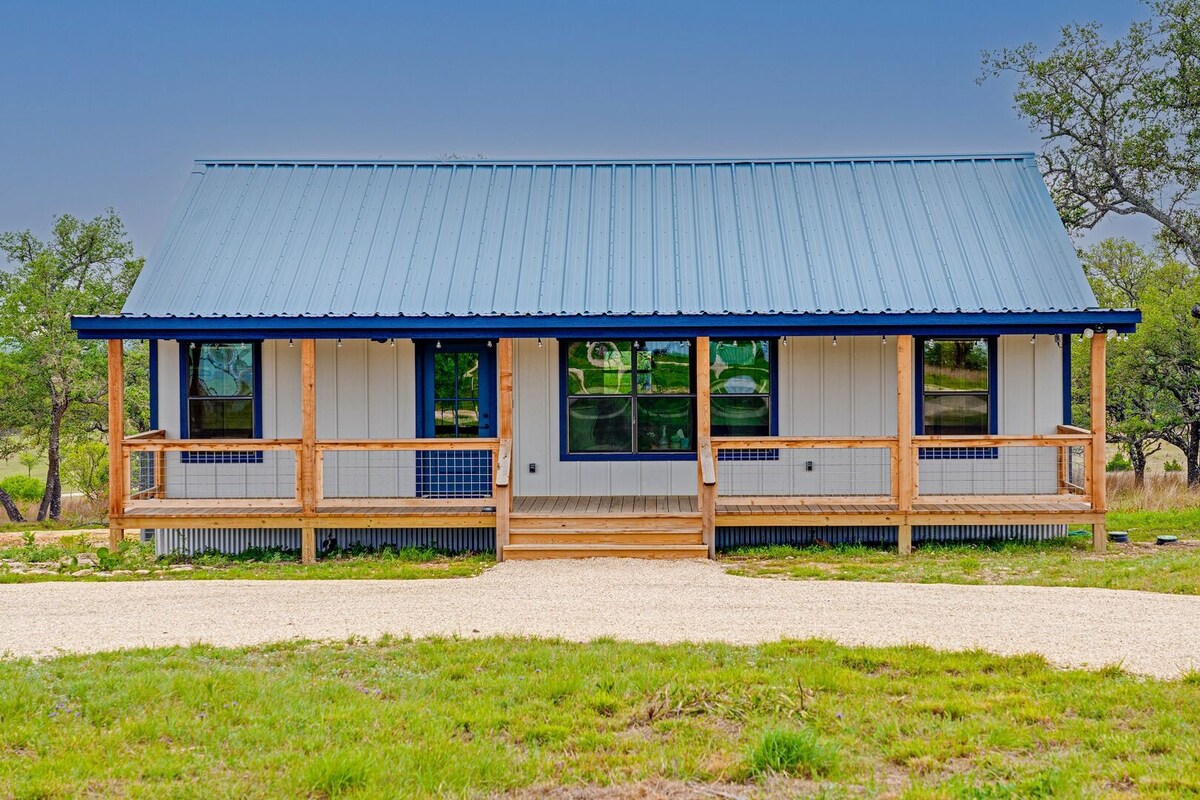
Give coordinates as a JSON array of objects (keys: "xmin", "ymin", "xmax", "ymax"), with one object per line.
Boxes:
[
  {"xmin": 495, "ymin": 338, "xmax": 514, "ymax": 560},
  {"xmin": 300, "ymin": 339, "xmax": 317, "ymax": 564},
  {"xmin": 107, "ymin": 339, "xmax": 125, "ymax": 550},
  {"xmin": 1091, "ymin": 333, "xmax": 1107, "ymax": 552},
  {"xmin": 896, "ymin": 335, "xmax": 914, "ymax": 555},
  {"xmin": 696, "ymin": 336, "xmax": 716, "ymax": 558}
]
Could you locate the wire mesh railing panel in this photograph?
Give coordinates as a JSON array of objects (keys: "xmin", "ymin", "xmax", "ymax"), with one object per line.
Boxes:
[
  {"xmin": 321, "ymin": 448, "xmax": 494, "ymax": 500},
  {"xmin": 916, "ymin": 445, "xmax": 1060, "ymax": 496},
  {"xmin": 717, "ymin": 446, "xmax": 892, "ymax": 497},
  {"xmin": 1065, "ymin": 445, "xmax": 1088, "ymax": 494},
  {"xmin": 128, "ymin": 450, "xmax": 158, "ymax": 498},
  {"xmin": 162, "ymin": 450, "xmax": 297, "ymax": 500}
]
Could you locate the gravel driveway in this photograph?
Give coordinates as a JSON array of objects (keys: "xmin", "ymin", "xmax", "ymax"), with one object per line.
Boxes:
[{"xmin": 2, "ymin": 559, "xmax": 1198, "ymax": 678}]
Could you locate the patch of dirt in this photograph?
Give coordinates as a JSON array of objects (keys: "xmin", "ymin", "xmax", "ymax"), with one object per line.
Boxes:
[
  {"xmin": 0, "ymin": 528, "xmax": 110, "ymax": 547},
  {"xmin": 499, "ymin": 777, "xmax": 851, "ymax": 799}
]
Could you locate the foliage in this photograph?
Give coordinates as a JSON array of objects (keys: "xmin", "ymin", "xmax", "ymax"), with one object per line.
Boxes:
[
  {"xmin": 0, "ymin": 638, "xmax": 1198, "ymax": 797},
  {"xmin": 982, "ymin": 1, "xmax": 1200, "ymax": 267},
  {"xmin": 60, "ymin": 441, "xmax": 108, "ymax": 502},
  {"xmin": 747, "ymin": 728, "xmax": 839, "ymax": 779},
  {"xmin": 16, "ymin": 452, "xmax": 37, "ymax": 477},
  {"xmin": 0, "ymin": 475, "xmax": 45, "ymax": 503},
  {"xmin": 1106, "ymin": 452, "xmax": 1133, "ymax": 472},
  {"xmin": 1165, "ymin": 458, "xmax": 1184, "ymax": 472},
  {"xmin": 0, "ymin": 211, "xmax": 144, "ymax": 520}
]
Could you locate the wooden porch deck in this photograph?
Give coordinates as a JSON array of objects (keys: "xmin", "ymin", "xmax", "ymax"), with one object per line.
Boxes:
[{"xmin": 121, "ymin": 494, "xmax": 1100, "ymax": 530}]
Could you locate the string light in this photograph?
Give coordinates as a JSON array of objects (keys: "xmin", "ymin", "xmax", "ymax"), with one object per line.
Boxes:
[
  {"xmin": 832, "ymin": 335, "xmax": 838, "ymax": 347},
  {"xmin": 435, "ymin": 340, "xmax": 442, "ymax": 349},
  {"xmin": 781, "ymin": 336, "xmax": 788, "ymax": 347},
  {"xmin": 1030, "ymin": 334, "xmax": 1036, "ymax": 345},
  {"xmin": 537, "ymin": 338, "xmax": 543, "ymax": 348},
  {"xmin": 336, "ymin": 338, "xmax": 342, "ymax": 348},
  {"xmin": 881, "ymin": 335, "xmax": 887, "ymax": 345},
  {"xmin": 288, "ymin": 339, "xmax": 294, "ymax": 348}
]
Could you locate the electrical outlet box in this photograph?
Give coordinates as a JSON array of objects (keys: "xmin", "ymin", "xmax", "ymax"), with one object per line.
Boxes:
[
  {"xmin": 528, "ymin": 463, "xmax": 537, "ymax": 474},
  {"xmin": 805, "ymin": 461, "xmax": 814, "ymax": 472}
]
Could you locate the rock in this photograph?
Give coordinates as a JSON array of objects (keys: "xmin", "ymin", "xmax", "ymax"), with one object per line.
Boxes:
[
  {"xmin": 168, "ymin": 565, "xmax": 194, "ymax": 572},
  {"xmin": 24, "ymin": 568, "xmax": 52, "ymax": 575},
  {"xmin": 109, "ymin": 570, "xmax": 132, "ymax": 575},
  {"xmin": 134, "ymin": 569, "xmax": 151, "ymax": 575},
  {"xmin": 73, "ymin": 568, "xmax": 94, "ymax": 577},
  {"xmin": 74, "ymin": 553, "xmax": 98, "ymax": 567}
]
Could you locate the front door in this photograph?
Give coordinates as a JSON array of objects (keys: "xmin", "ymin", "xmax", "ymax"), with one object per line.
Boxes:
[{"xmin": 416, "ymin": 342, "xmax": 496, "ymax": 498}]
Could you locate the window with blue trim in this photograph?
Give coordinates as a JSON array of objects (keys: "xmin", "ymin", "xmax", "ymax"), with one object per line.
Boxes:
[
  {"xmin": 917, "ymin": 337, "xmax": 997, "ymax": 459},
  {"xmin": 561, "ymin": 338, "xmax": 775, "ymax": 459},
  {"xmin": 181, "ymin": 342, "xmax": 261, "ymax": 463}
]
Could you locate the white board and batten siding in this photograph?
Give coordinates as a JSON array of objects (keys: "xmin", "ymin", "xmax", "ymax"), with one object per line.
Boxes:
[{"xmin": 155, "ymin": 335, "xmax": 1065, "ymax": 499}]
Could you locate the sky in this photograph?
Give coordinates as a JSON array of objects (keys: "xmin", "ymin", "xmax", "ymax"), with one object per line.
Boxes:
[{"xmin": 0, "ymin": 0, "xmax": 1158, "ymax": 256}]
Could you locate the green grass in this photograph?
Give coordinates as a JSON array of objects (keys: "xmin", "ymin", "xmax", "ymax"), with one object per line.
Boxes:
[
  {"xmin": 0, "ymin": 537, "xmax": 493, "ymax": 583},
  {"xmin": 0, "ymin": 637, "xmax": 1197, "ymax": 798},
  {"xmin": 723, "ymin": 510, "xmax": 1200, "ymax": 595}
]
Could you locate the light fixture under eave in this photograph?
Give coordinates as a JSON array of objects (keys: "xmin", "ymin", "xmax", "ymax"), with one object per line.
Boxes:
[
  {"xmin": 1106, "ymin": 328, "xmax": 1118, "ymax": 340},
  {"xmin": 390, "ymin": 338, "xmax": 395, "ymax": 348},
  {"xmin": 336, "ymin": 338, "xmax": 342, "ymax": 348},
  {"xmin": 881, "ymin": 334, "xmax": 887, "ymax": 345},
  {"xmin": 1083, "ymin": 328, "xmax": 1095, "ymax": 339},
  {"xmin": 832, "ymin": 335, "xmax": 838, "ymax": 346},
  {"xmin": 435, "ymin": 340, "xmax": 442, "ymax": 349},
  {"xmin": 781, "ymin": 336, "xmax": 788, "ymax": 347},
  {"xmin": 1054, "ymin": 334, "xmax": 1062, "ymax": 348},
  {"xmin": 487, "ymin": 340, "xmax": 493, "ymax": 348},
  {"xmin": 288, "ymin": 338, "xmax": 294, "ymax": 348},
  {"xmin": 1030, "ymin": 334, "xmax": 1037, "ymax": 345},
  {"xmin": 537, "ymin": 338, "xmax": 543, "ymax": 348}
]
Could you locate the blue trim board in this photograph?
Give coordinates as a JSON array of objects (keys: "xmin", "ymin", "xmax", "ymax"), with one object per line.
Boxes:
[
  {"xmin": 1062, "ymin": 338, "xmax": 1073, "ymax": 426},
  {"xmin": 915, "ymin": 336, "xmax": 999, "ymax": 460},
  {"xmin": 179, "ymin": 341, "xmax": 264, "ymax": 464},
  {"xmin": 72, "ymin": 309, "xmax": 1142, "ymax": 341},
  {"xmin": 148, "ymin": 339, "xmax": 158, "ymax": 431}
]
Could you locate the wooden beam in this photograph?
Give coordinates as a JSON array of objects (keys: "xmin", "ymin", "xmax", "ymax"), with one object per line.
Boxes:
[
  {"xmin": 1090, "ymin": 334, "xmax": 1107, "ymax": 552},
  {"xmin": 695, "ymin": 336, "xmax": 716, "ymax": 558},
  {"xmin": 300, "ymin": 339, "xmax": 318, "ymax": 516},
  {"xmin": 107, "ymin": 339, "xmax": 125, "ymax": 550},
  {"xmin": 711, "ymin": 436, "xmax": 897, "ymax": 449},
  {"xmin": 495, "ymin": 338, "xmax": 514, "ymax": 560},
  {"xmin": 896, "ymin": 335, "xmax": 914, "ymax": 527}
]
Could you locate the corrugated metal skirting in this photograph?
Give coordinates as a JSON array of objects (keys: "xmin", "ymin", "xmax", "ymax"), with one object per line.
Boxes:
[
  {"xmin": 717, "ymin": 524, "xmax": 1066, "ymax": 550},
  {"xmin": 150, "ymin": 528, "xmax": 495, "ymax": 556}
]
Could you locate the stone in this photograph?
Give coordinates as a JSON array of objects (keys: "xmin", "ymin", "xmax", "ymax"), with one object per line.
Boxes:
[
  {"xmin": 73, "ymin": 568, "xmax": 94, "ymax": 577},
  {"xmin": 74, "ymin": 553, "xmax": 98, "ymax": 567},
  {"xmin": 134, "ymin": 569, "xmax": 151, "ymax": 575},
  {"xmin": 169, "ymin": 565, "xmax": 194, "ymax": 572}
]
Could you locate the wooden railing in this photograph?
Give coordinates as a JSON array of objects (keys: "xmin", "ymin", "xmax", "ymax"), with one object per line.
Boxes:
[
  {"xmin": 711, "ymin": 436, "xmax": 901, "ymax": 504},
  {"xmin": 910, "ymin": 432, "xmax": 1093, "ymax": 502}
]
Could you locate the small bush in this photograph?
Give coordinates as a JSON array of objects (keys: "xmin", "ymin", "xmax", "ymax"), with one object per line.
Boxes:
[
  {"xmin": 0, "ymin": 475, "xmax": 45, "ymax": 503},
  {"xmin": 1164, "ymin": 458, "xmax": 1184, "ymax": 473},
  {"xmin": 748, "ymin": 727, "xmax": 839, "ymax": 779},
  {"xmin": 1106, "ymin": 452, "xmax": 1132, "ymax": 472}
]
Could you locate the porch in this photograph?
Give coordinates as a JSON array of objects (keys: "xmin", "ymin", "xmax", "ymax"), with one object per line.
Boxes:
[{"xmin": 105, "ymin": 334, "xmax": 1109, "ymax": 562}]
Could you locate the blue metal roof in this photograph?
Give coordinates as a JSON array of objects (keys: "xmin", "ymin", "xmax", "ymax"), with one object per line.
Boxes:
[{"xmin": 119, "ymin": 154, "xmax": 1103, "ymax": 321}]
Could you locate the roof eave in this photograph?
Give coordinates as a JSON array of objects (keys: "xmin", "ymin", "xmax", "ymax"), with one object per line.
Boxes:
[{"xmin": 71, "ymin": 309, "xmax": 1142, "ymax": 341}]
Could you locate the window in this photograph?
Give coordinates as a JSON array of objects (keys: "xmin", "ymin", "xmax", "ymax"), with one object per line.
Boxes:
[
  {"xmin": 180, "ymin": 343, "xmax": 261, "ymax": 464},
  {"xmin": 710, "ymin": 339, "xmax": 772, "ymax": 436},
  {"xmin": 432, "ymin": 350, "xmax": 482, "ymax": 438},
  {"xmin": 919, "ymin": 339, "xmax": 991, "ymax": 435},
  {"xmin": 564, "ymin": 340, "xmax": 695, "ymax": 456},
  {"xmin": 917, "ymin": 337, "xmax": 996, "ymax": 459}
]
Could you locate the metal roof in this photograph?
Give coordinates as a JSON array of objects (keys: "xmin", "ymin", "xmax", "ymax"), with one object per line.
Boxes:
[{"xmin": 121, "ymin": 154, "xmax": 1100, "ymax": 320}]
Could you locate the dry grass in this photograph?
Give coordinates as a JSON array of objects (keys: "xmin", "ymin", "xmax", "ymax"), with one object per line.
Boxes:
[{"xmin": 1108, "ymin": 473, "xmax": 1200, "ymax": 513}]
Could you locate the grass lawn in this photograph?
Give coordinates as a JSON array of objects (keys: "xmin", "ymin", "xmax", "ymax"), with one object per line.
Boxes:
[
  {"xmin": 1, "ymin": 637, "xmax": 1197, "ymax": 798},
  {"xmin": 721, "ymin": 509, "xmax": 1200, "ymax": 595},
  {"xmin": 0, "ymin": 535, "xmax": 492, "ymax": 583}
]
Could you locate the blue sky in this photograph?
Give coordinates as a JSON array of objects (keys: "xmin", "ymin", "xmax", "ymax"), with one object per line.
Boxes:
[{"xmin": 0, "ymin": 0, "xmax": 1154, "ymax": 253}]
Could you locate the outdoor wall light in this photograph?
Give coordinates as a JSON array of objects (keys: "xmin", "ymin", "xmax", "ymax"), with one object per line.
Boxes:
[
  {"xmin": 1083, "ymin": 328, "xmax": 1095, "ymax": 338},
  {"xmin": 831, "ymin": 335, "xmax": 838, "ymax": 346}
]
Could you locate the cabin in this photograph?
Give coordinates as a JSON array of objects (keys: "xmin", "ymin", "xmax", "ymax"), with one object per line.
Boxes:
[{"xmin": 72, "ymin": 155, "xmax": 1139, "ymax": 562}]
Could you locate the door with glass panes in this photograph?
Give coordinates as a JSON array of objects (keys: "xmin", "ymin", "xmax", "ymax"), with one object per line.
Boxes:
[{"xmin": 416, "ymin": 342, "xmax": 496, "ymax": 498}]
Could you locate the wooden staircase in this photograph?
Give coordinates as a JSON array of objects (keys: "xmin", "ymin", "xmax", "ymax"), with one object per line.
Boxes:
[{"xmin": 502, "ymin": 496, "xmax": 708, "ymax": 560}]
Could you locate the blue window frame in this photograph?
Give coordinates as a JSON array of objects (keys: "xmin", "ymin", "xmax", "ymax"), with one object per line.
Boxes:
[
  {"xmin": 559, "ymin": 338, "xmax": 777, "ymax": 462},
  {"xmin": 179, "ymin": 341, "xmax": 263, "ymax": 463},
  {"xmin": 915, "ymin": 337, "xmax": 998, "ymax": 460}
]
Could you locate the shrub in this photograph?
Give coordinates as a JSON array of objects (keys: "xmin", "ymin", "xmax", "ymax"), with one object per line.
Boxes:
[
  {"xmin": 0, "ymin": 475, "xmax": 45, "ymax": 503},
  {"xmin": 748, "ymin": 727, "xmax": 839, "ymax": 779},
  {"xmin": 1105, "ymin": 452, "xmax": 1132, "ymax": 472},
  {"xmin": 62, "ymin": 442, "xmax": 109, "ymax": 502},
  {"xmin": 1164, "ymin": 458, "xmax": 1184, "ymax": 473}
]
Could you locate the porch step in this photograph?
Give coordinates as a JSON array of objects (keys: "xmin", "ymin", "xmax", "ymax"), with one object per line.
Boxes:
[
  {"xmin": 506, "ymin": 509, "xmax": 705, "ymax": 558},
  {"xmin": 502, "ymin": 543, "xmax": 709, "ymax": 560}
]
